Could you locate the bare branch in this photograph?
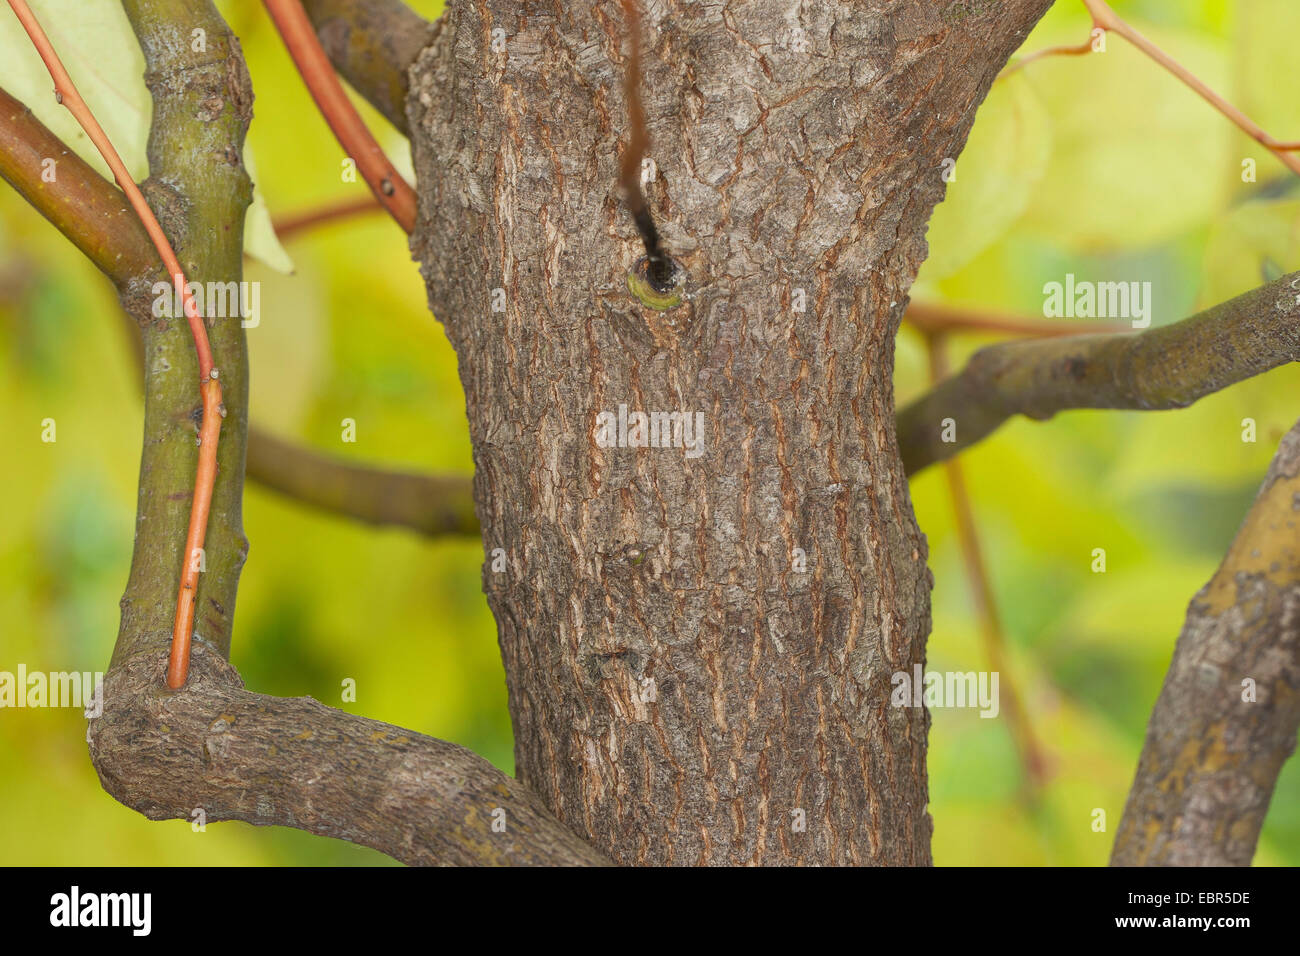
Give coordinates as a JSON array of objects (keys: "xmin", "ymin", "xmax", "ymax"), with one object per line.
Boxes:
[
  {"xmin": 264, "ymin": 0, "xmax": 417, "ymax": 232},
  {"xmin": 904, "ymin": 300, "xmax": 1128, "ymax": 338},
  {"xmin": 0, "ymin": 85, "xmax": 158, "ymax": 283},
  {"xmin": 898, "ymin": 273, "xmax": 1300, "ymax": 475},
  {"xmin": 1112, "ymin": 419, "xmax": 1300, "ymax": 865},
  {"xmin": 0, "ymin": 86, "xmax": 471, "ymax": 538},
  {"xmin": 89, "ymin": 646, "xmax": 609, "ymax": 865},
  {"xmin": 74, "ymin": 1, "xmax": 593, "ymax": 867},
  {"xmin": 246, "ymin": 430, "xmax": 478, "ymax": 536},
  {"xmin": 109, "ymin": 0, "xmax": 254, "ymax": 667},
  {"xmin": 301, "ymin": 0, "xmax": 435, "ymax": 137}
]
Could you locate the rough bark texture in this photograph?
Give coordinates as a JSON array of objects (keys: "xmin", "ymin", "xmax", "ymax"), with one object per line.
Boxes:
[
  {"xmin": 75, "ymin": 0, "xmax": 597, "ymax": 866},
  {"xmin": 409, "ymin": 0, "xmax": 1053, "ymax": 865},
  {"xmin": 90, "ymin": 646, "xmax": 609, "ymax": 866},
  {"xmin": 1111, "ymin": 420, "xmax": 1300, "ymax": 866}
]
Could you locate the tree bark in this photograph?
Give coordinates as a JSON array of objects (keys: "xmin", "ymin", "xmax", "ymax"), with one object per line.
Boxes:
[
  {"xmin": 80, "ymin": 0, "xmax": 597, "ymax": 867},
  {"xmin": 1111, "ymin": 419, "xmax": 1300, "ymax": 866},
  {"xmin": 408, "ymin": 0, "xmax": 1053, "ymax": 865}
]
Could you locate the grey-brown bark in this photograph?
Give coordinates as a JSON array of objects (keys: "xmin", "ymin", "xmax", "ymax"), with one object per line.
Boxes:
[
  {"xmin": 898, "ymin": 272, "xmax": 1300, "ymax": 475},
  {"xmin": 1111, "ymin": 419, "xmax": 1300, "ymax": 866},
  {"xmin": 408, "ymin": 0, "xmax": 1053, "ymax": 865},
  {"xmin": 31, "ymin": 0, "xmax": 1292, "ymax": 867},
  {"xmin": 91, "ymin": 646, "xmax": 609, "ymax": 865},
  {"xmin": 80, "ymin": 0, "xmax": 599, "ymax": 866}
]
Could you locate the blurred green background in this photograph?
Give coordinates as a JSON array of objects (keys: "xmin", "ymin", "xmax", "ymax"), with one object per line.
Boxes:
[{"xmin": 1, "ymin": 0, "xmax": 1297, "ymax": 865}]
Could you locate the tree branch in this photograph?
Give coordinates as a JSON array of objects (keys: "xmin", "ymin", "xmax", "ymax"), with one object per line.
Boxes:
[
  {"xmin": 898, "ymin": 273, "xmax": 1300, "ymax": 475},
  {"xmin": 1112, "ymin": 419, "xmax": 1300, "ymax": 865},
  {"xmin": 66, "ymin": 1, "xmax": 594, "ymax": 864},
  {"xmin": 300, "ymin": 0, "xmax": 435, "ymax": 137},
  {"xmin": 246, "ymin": 430, "xmax": 478, "ymax": 536},
  {"xmin": 264, "ymin": 0, "xmax": 417, "ymax": 232},
  {"xmin": 0, "ymin": 86, "xmax": 158, "ymax": 283},
  {"xmin": 0, "ymin": 83, "xmax": 474, "ymax": 538},
  {"xmin": 90, "ymin": 646, "xmax": 609, "ymax": 865},
  {"xmin": 108, "ymin": 0, "xmax": 254, "ymax": 668}
]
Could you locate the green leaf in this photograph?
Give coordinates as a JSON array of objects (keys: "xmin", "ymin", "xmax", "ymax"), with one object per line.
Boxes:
[
  {"xmin": 1198, "ymin": 197, "xmax": 1300, "ymax": 307},
  {"xmin": 922, "ymin": 72, "xmax": 1052, "ymax": 281},
  {"xmin": 0, "ymin": 0, "xmax": 292, "ymax": 272},
  {"xmin": 1234, "ymin": 0, "xmax": 1300, "ymax": 169},
  {"xmin": 242, "ymin": 148, "xmax": 294, "ymax": 273},
  {"xmin": 1015, "ymin": 20, "xmax": 1233, "ymax": 250}
]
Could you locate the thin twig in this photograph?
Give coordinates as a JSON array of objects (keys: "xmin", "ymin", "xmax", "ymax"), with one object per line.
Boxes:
[
  {"xmin": 272, "ymin": 195, "xmax": 381, "ymax": 241},
  {"xmin": 1003, "ymin": 0, "xmax": 1300, "ymax": 174},
  {"xmin": 1082, "ymin": 0, "xmax": 1300, "ymax": 172},
  {"xmin": 999, "ymin": 38, "xmax": 1095, "ymax": 80},
  {"xmin": 905, "ymin": 301, "xmax": 1129, "ymax": 339},
  {"xmin": 262, "ymin": 0, "xmax": 417, "ymax": 232},
  {"xmin": 299, "ymin": 0, "xmax": 435, "ymax": 137},
  {"xmin": 6, "ymin": 0, "xmax": 223, "ymax": 690}
]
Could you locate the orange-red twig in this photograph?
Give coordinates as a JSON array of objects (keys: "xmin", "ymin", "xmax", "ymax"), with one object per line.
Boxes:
[
  {"xmin": 272, "ymin": 196, "xmax": 381, "ymax": 241},
  {"xmin": 1079, "ymin": 0, "xmax": 1300, "ymax": 174},
  {"xmin": 999, "ymin": 38, "xmax": 1096, "ymax": 80},
  {"xmin": 6, "ymin": 0, "xmax": 222, "ymax": 691},
  {"xmin": 170, "ymin": 377, "xmax": 223, "ymax": 687},
  {"xmin": 262, "ymin": 0, "xmax": 416, "ymax": 233},
  {"xmin": 1004, "ymin": 0, "xmax": 1300, "ymax": 176}
]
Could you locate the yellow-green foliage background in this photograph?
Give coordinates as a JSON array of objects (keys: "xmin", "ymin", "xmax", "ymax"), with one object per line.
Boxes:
[{"xmin": 1, "ymin": 0, "xmax": 1297, "ymax": 865}]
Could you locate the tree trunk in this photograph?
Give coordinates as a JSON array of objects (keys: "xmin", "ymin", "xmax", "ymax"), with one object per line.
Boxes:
[{"xmin": 408, "ymin": 0, "xmax": 1052, "ymax": 865}]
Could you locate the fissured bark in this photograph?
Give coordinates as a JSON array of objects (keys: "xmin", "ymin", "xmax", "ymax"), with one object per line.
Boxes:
[{"xmin": 409, "ymin": 0, "xmax": 1052, "ymax": 865}]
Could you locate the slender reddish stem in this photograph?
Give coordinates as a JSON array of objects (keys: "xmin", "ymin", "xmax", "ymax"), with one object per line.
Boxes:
[
  {"xmin": 169, "ymin": 377, "xmax": 224, "ymax": 687},
  {"xmin": 272, "ymin": 196, "xmax": 381, "ymax": 241},
  {"xmin": 262, "ymin": 0, "xmax": 417, "ymax": 233},
  {"xmin": 905, "ymin": 301, "xmax": 1128, "ymax": 339},
  {"xmin": 999, "ymin": 38, "xmax": 1096, "ymax": 80},
  {"xmin": 1005, "ymin": 0, "xmax": 1300, "ymax": 175},
  {"xmin": 1081, "ymin": 0, "xmax": 1300, "ymax": 175},
  {"xmin": 6, "ymin": 0, "xmax": 223, "ymax": 690}
]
